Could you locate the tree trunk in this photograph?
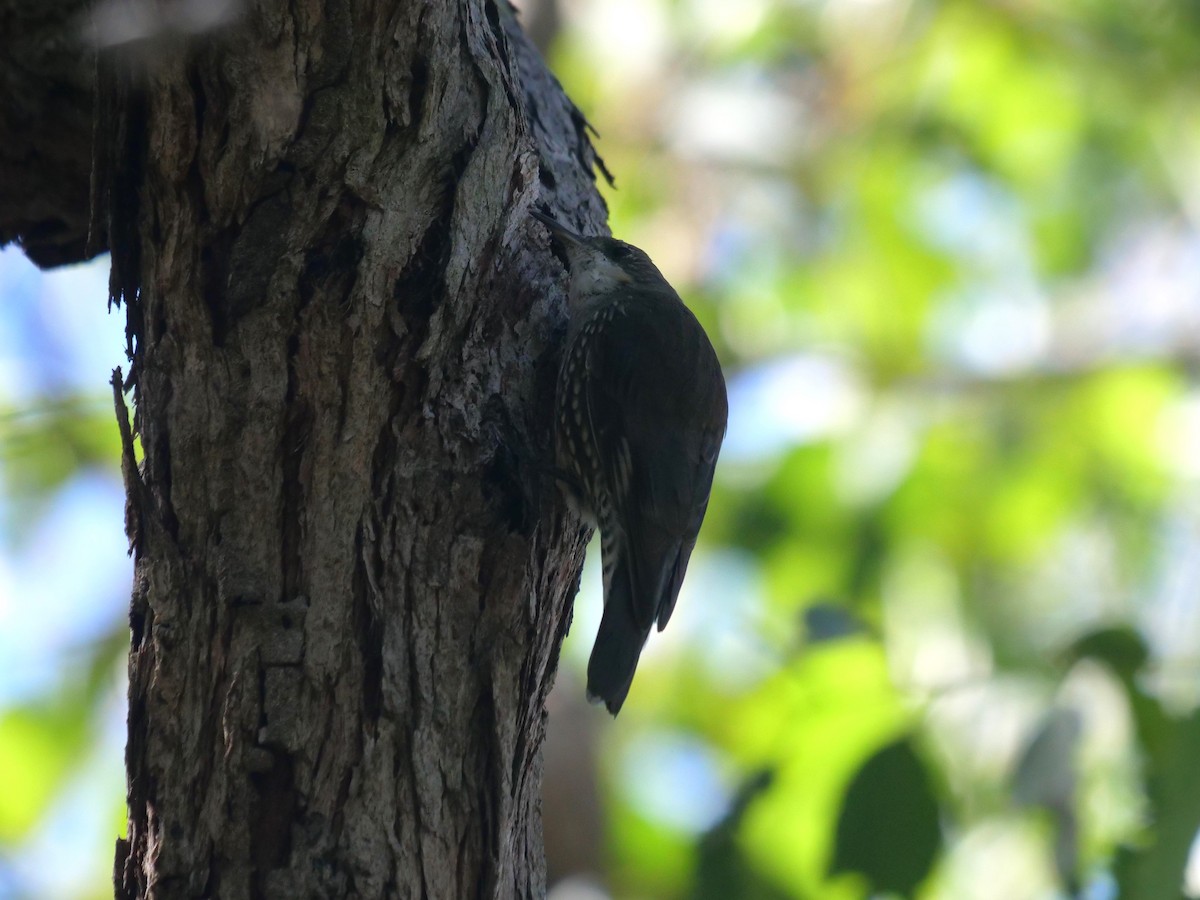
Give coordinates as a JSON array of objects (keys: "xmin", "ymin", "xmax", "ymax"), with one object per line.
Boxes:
[{"xmin": 17, "ymin": 0, "xmax": 612, "ymax": 896}]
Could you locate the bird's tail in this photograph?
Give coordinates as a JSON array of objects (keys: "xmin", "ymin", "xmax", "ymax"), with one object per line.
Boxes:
[{"xmin": 586, "ymin": 556, "xmax": 650, "ymax": 716}]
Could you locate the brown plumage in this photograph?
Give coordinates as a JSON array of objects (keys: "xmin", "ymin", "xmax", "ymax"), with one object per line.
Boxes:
[{"xmin": 534, "ymin": 210, "xmax": 728, "ymax": 715}]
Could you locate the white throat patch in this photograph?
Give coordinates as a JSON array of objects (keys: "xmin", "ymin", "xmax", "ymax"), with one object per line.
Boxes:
[{"xmin": 569, "ymin": 250, "xmax": 633, "ymax": 310}]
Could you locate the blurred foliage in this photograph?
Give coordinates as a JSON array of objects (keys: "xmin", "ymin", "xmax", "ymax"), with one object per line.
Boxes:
[
  {"xmin": 0, "ymin": 399, "xmax": 122, "ymax": 542},
  {"xmin": 0, "ymin": 624, "xmax": 125, "ymax": 844},
  {"xmin": 0, "ymin": 264, "xmax": 131, "ymax": 898},
  {"xmin": 547, "ymin": 0, "xmax": 1200, "ymax": 897},
  {"xmin": 830, "ymin": 737, "xmax": 942, "ymax": 896}
]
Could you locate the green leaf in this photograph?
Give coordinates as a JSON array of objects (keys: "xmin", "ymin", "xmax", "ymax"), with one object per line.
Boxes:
[
  {"xmin": 829, "ymin": 737, "xmax": 942, "ymax": 898},
  {"xmin": 1113, "ymin": 709, "xmax": 1200, "ymax": 900}
]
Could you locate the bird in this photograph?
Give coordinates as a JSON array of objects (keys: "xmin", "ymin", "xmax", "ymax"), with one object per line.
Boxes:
[{"xmin": 533, "ymin": 208, "xmax": 728, "ymax": 715}]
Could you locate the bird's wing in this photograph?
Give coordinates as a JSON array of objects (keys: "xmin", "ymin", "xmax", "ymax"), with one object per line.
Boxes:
[{"xmin": 582, "ymin": 293, "xmax": 726, "ymax": 631}]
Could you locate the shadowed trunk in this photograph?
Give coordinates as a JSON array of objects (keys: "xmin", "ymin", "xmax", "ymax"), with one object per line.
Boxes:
[{"xmin": 4, "ymin": 0, "xmax": 609, "ymax": 895}]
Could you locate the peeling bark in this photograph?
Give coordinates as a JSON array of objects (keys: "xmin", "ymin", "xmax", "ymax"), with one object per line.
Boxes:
[{"xmin": 6, "ymin": 0, "xmax": 613, "ymax": 895}]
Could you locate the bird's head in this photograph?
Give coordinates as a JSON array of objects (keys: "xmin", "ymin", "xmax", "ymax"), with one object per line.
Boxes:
[{"xmin": 533, "ymin": 210, "xmax": 667, "ymax": 309}]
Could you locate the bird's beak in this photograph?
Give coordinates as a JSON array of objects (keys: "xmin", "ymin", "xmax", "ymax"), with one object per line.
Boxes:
[{"xmin": 531, "ymin": 209, "xmax": 587, "ymax": 247}]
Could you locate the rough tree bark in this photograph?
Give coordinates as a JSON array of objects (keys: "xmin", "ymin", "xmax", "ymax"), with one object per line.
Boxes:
[{"xmin": 4, "ymin": 0, "xmax": 610, "ymax": 896}]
